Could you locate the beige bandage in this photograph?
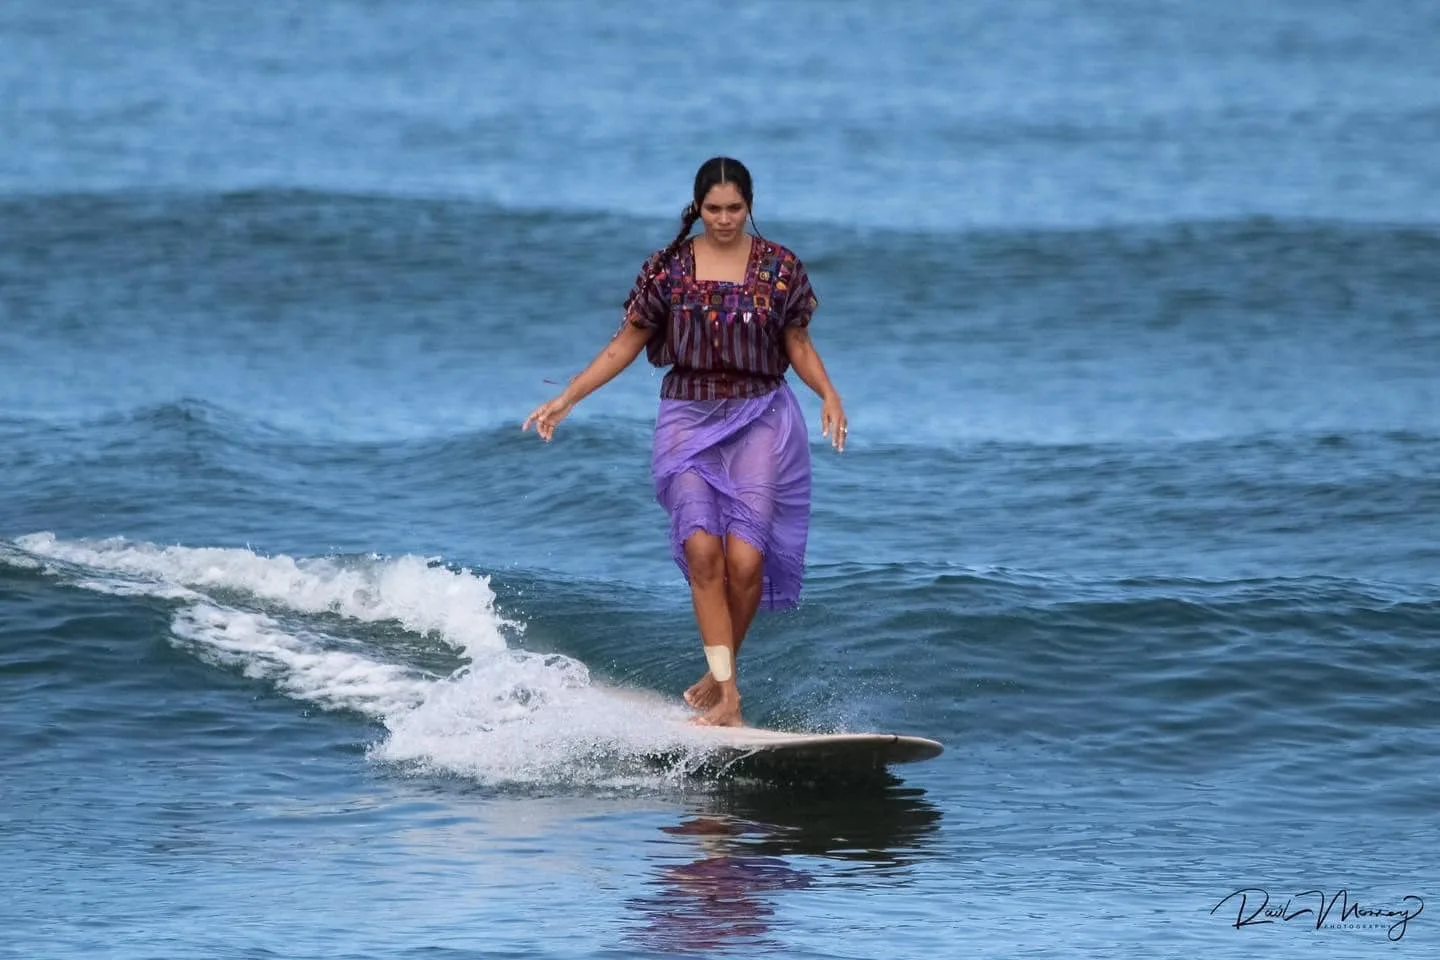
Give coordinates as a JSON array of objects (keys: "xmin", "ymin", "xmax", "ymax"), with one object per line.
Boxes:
[{"xmin": 704, "ymin": 644, "xmax": 734, "ymax": 682}]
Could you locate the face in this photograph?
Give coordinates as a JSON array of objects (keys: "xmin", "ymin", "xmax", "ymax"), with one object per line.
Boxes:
[{"xmin": 698, "ymin": 182, "xmax": 749, "ymax": 243}]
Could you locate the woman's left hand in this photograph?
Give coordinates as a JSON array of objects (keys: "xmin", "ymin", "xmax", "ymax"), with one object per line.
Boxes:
[{"xmin": 821, "ymin": 395, "xmax": 848, "ymax": 453}]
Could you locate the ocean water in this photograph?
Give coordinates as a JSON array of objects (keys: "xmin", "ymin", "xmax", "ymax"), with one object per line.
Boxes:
[{"xmin": 3, "ymin": 1, "xmax": 1438, "ymax": 957}]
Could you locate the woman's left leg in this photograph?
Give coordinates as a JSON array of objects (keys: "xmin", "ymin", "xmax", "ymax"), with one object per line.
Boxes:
[{"xmin": 723, "ymin": 534, "xmax": 765, "ymax": 660}]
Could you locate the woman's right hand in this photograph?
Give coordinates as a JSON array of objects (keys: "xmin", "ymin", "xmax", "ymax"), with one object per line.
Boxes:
[{"xmin": 522, "ymin": 395, "xmax": 575, "ymax": 442}]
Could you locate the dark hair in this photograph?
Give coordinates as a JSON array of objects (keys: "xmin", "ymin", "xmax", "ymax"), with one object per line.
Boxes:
[{"xmin": 645, "ymin": 157, "xmax": 760, "ymax": 282}]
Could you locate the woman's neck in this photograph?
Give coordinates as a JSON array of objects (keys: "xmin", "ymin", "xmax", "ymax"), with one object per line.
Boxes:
[
  {"xmin": 698, "ymin": 231, "xmax": 751, "ymax": 255},
  {"xmin": 692, "ymin": 232, "xmax": 753, "ymax": 283}
]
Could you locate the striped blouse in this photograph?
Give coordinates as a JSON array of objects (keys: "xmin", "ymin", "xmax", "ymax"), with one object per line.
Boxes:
[{"xmin": 622, "ymin": 236, "xmax": 819, "ymax": 401}]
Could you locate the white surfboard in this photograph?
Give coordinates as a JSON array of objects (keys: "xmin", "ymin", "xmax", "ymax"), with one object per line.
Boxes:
[
  {"xmin": 685, "ymin": 724, "xmax": 944, "ymax": 766},
  {"xmin": 599, "ymin": 683, "xmax": 942, "ymax": 777}
]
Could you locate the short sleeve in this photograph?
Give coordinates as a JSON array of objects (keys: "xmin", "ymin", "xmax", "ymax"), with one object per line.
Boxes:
[
  {"xmin": 622, "ymin": 253, "xmax": 669, "ymax": 332},
  {"xmin": 779, "ymin": 255, "xmax": 818, "ymax": 329}
]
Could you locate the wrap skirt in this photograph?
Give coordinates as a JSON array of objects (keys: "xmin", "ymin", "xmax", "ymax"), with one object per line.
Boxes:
[{"xmin": 650, "ymin": 383, "xmax": 812, "ymax": 610}]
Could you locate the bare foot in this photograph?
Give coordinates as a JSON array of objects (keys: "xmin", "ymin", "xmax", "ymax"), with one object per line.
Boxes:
[
  {"xmin": 690, "ymin": 693, "xmax": 743, "ymax": 728},
  {"xmin": 684, "ymin": 672, "xmax": 722, "ymax": 710}
]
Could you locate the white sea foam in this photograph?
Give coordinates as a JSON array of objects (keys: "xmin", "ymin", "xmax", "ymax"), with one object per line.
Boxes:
[
  {"xmin": 7, "ymin": 533, "xmax": 709, "ymax": 786},
  {"xmin": 172, "ymin": 603, "xmax": 432, "ymax": 718},
  {"xmin": 15, "ymin": 532, "xmax": 512, "ymax": 656},
  {"xmin": 374, "ymin": 664, "xmax": 700, "ymax": 787}
]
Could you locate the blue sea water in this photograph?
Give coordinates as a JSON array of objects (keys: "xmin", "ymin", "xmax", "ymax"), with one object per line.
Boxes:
[{"xmin": 3, "ymin": 1, "xmax": 1438, "ymax": 957}]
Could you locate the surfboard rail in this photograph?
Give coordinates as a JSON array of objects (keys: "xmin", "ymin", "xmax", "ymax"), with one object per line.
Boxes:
[{"xmin": 686, "ymin": 726, "xmax": 944, "ymax": 764}]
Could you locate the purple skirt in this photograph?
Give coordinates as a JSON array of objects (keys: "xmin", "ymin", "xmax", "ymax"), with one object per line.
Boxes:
[{"xmin": 651, "ymin": 383, "xmax": 812, "ymax": 611}]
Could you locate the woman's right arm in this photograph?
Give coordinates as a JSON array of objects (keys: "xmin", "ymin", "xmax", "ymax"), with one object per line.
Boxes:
[
  {"xmin": 522, "ymin": 321, "xmax": 651, "ymax": 440},
  {"xmin": 561, "ymin": 320, "xmax": 651, "ymax": 406}
]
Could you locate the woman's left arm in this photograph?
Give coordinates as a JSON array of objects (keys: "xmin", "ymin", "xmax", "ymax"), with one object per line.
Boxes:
[{"xmin": 784, "ymin": 326, "xmax": 848, "ymax": 452}]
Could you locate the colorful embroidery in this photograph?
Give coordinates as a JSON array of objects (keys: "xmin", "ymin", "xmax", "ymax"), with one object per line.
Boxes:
[{"xmin": 622, "ymin": 237, "xmax": 818, "ymax": 401}]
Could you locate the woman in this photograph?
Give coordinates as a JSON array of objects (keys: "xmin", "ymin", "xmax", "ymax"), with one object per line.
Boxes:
[{"xmin": 523, "ymin": 157, "xmax": 847, "ymax": 727}]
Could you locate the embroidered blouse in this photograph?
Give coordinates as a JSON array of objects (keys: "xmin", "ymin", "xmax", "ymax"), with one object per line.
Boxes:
[{"xmin": 622, "ymin": 236, "xmax": 818, "ymax": 401}]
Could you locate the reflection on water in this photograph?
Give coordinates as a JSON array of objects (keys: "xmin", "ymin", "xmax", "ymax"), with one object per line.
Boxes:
[
  {"xmin": 712, "ymin": 778, "xmax": 944, "ymax": 867},
  {"xmin": 626, "ymin": 780, "xmax": 943, "ymax": 954},
  {"xmin": 625, "ymin": 817, "xmax": 810, "ymax": 955}
]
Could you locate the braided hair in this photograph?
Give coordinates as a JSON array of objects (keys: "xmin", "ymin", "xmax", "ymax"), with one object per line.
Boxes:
[{"xmin": 643, "ymin": 156, "xmax": 760, "ymax": 286}]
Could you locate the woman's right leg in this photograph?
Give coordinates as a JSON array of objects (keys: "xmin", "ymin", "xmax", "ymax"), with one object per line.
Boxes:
[
  {"xmin": 682, "ymin": 402, "xmax": 787, "ymax": 712},
  {"xmin": 684, "ymin": 534, "xmax": 765, "ymax": 711},
  {"xmin": 683, "ymin": 531, "xmax": 744, "ymax": 726}
]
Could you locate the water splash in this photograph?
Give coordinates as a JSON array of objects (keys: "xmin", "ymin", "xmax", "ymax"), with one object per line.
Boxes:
[{"xmin": 7, "ymin": 533, "xmax": 717, "ymax": 787}]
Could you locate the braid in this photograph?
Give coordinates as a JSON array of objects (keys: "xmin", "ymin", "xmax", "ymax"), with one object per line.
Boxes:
[
  {"xmin": 648, "ymin": 202, "xmax": 701, "ymax": 281},
  {"xmin": 624, "ymin": 203, "xmax": 699, "ymax": 334}
]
